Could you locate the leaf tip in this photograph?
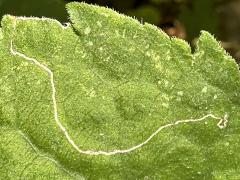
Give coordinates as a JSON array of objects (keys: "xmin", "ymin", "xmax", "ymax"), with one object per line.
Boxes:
[
  {"xmin": 199, "ymin": 30, "xmax": 223, "ymax": 44},
  {"xmin": 1, "ymin": 15, "xmax": 16, "ymax": 26},
  {"xmin": 197, "ymin": 30, "xmax": 231, "ymax": 58},
  {"xmin": 171, "ymin": 37, "xmax": 192, "ymax": 54}
]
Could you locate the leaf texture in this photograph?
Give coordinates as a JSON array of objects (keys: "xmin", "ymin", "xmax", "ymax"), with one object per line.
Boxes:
[{"xmin": 0, "ymin": 2, "xmax": 240, "ymax": 179}]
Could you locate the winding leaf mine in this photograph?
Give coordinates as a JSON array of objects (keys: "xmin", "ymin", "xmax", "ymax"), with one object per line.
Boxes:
[{"xmin": 0, "ymin": 2, "xmax": 240, "ymax": 179}]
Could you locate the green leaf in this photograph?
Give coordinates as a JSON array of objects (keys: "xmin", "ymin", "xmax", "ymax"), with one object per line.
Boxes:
[{"xmin": 0, "ymin": 2, "xmax": 240, "ymax": 179}]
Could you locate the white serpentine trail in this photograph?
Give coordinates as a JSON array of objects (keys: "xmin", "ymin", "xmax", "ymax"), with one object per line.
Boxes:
[{"xmin": 9, "ymin": 17, "xmax": 228, "ymax": 156}]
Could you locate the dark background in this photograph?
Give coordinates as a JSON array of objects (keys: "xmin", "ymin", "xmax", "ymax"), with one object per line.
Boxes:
[{"xmin": 0, "ymin": 0, "xmax": 239, "ymax": 63}]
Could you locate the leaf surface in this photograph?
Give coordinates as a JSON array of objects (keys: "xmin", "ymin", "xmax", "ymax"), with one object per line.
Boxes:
[{"xmin": 0, "ymin": 2, "xmax": 240, "ymax": 179}]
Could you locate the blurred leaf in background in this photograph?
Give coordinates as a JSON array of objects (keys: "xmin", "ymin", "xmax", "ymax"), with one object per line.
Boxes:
[
  {"xmin": 0, "ymin": 0, "xmax": 68, "ymax": 22},
  {"xmin": 179, "ymin": 0, "xmax": 219, "ymax": 41},
  {"xmin": 127, "ymin": 5, "xmax": 161, "ymax": 25},
  {"xmin": 217, "ymin": 0, "xmax": 240, "ymax": 62},
  {"xmin": 102, "ymin": 0, "xmax": 136, "ymax": 10}
]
